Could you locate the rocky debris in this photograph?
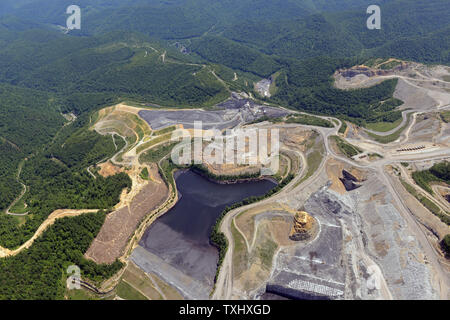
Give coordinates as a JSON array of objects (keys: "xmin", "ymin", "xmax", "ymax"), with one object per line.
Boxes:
[
  {"xmin": 255, "ymin": 78, "xmax": 272, "ymax": 97},
  {"xmin": 289, "ymin": 211, "xmax": 316, "ymax": 241},
  {"xmin": 338, "ymin": 63, "xmax": 408, "ymax": 79},
  {"xmin": 308, "ymin": 186, "xmax": 354, "ymax": 217},
  {"xmin": 340, "ymin": 170, "xmax": 363, "ymax": 191},
  {"xmin": 265, "ymin": 168, "xmax": 440, "ymax": 300},
  {"xmin": 263, "ymin": 187, "xmax": 347, "ymax": 300}
]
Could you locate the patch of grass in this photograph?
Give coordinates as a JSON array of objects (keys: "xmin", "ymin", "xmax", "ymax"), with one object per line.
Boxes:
[
  {"xmin": 400, "ymin": 178, "xmax": 449, "ymax": 225},
  {"xmin": 440, "ymin": 111, "xmax": 450, "ymax": 123},
  {"xmin": 412, "ymin": 171, "xmax": 437, "ymax": 195},
  {"xmin": 277, "ymin": 154, "xmax": 289, "ymax": 180},
  {"xmin": 116, "ymin": 280, "xmax": 148, "ymax": 300},
  {"xmin": 331, "ymin": 135, "xmax": 362, "ymax": 158},
  {"xmin": 285, "ymin": 114, "xmax": 334, "ymax": 128},
  {"xmin": 419, "ymin": 196, "xmax": 442, "ymax": 216},
  {"xmin": 367, "ymin": 113, "xmax": 412, "ymax": 144},
  {"xmin": 66, "ymin": 288, "xmax": 98, "ymax": 300},
  {"xmin": 246, "ymin": 115, "xmax": 284, "ymax": 125},
  {"xmin": 412, "ymin": 162, "xmax": 449, "ymax": 195},
  {"xmin": 140, "ymin": 167, "xmax": 149, "ymax": 180},
  {"xmin": 9, "ymin": 196, "xmax": 28, "ymax": 214},
  {"xmin": 151, "ymin": 273, "xmax": 184, "ymax": 300},
  {"xmin": 269, "ymin": 71, "xmax": 281, "ymax": 96},
  {"xmin": 159, "ymin": 158, "xmax": 177, "ymax": 188},
  {"xmin": 294, "ymin": 141, "xmax": 324, "ymax": 188},
  {"xmin": 136, "ymin": 132, "xmax": 172, "ymax": 154},
  {"xmin": 364, "ymin": 58, "xmax": 388, "ymax": 68},
  {"xmin": 365, "ymin": 117, "xmax": 402, "ymax": 132},
  {"xmin": 258, "ymin": 238, "xmax": 277, "ymax": 270},
  {"xmin": 379, "ymin": 60, "xmax": 402, "ymax": 70},
  {"xmin": 368, "ymin": 153, "xmax": 383, "ymax": 159},
  {"xmin": 153, "ymin": 126, "xmax": 176, "ymax": 136},
  {"xmin": 338, "ymin": 120, "xmax": 348, "ymax": 134},
  {"xmin": 231, "ymin": 218, "xmax": 248, "ymax": 277},
  {"xmin": 442, "ymin": 234, "xmax": 450, "ymax": 256},
  {"xmin": 139, "ymin": 141, "xmax": 178, "ymax": 164}
]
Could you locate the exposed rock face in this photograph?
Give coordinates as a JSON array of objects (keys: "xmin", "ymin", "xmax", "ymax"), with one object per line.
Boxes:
[
  {"xmin": 289, "ymin": 211, "xmax": 315, "ymax": 241},
  {"xmin": 338, "ymin": 63, "xmax": 408, "ymax": 79},
  {"xmin": 340, "ymin": 170, "xmax": 363, "ymax": 191}
]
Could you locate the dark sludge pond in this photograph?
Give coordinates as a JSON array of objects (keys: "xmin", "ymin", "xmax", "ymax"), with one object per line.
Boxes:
[{"xmin": 139, "ymin": 169, "xmax": 277, "ymax": 290}]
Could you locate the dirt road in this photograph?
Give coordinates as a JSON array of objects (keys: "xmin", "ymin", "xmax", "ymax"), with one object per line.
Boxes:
[
  {"xmin": 0, "ymin": 209, "xmax": 98, "ymax": 258},
  {"xmin": 5, "ymin": 159, "xmax": 28, "ymax": 216}
]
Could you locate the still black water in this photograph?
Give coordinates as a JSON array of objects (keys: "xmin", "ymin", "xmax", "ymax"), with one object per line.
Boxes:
[{"xmin": 139, "ymin": 170, "xmax": 276, "ymax": 288}]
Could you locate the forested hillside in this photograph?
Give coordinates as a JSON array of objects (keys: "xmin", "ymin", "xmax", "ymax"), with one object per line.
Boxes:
[
  {"xmin": 0, "ymin": 0, "xmax": 449, "ymax": 299},
  {"xmin": 0, "ymin": 211, "xmax": 123, "ymax": 299},
  {"xmin": 270, "ymin": 57, "xmax": 402, "ymax": 124},
  {"xmin": 0, "ymin": 84, "xmax": 64, "ymax": 212}
]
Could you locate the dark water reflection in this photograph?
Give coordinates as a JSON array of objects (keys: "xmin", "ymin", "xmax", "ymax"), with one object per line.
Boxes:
[{"xmin": 139, "ymin": 170, "xmax": 276, "ymax": 287}]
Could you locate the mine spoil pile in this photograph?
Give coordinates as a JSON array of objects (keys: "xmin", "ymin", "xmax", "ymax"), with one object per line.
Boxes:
[
  {"xmin": 339, "ymin": 170, "xmax": 364, "ymax": 191},
  {"xmin": 338, "ymin": 63, "xmax": 408, "ymax": 78},
  {"xmin": 289, "ymin": 211, "xmax": 316, "ymax": 241}
]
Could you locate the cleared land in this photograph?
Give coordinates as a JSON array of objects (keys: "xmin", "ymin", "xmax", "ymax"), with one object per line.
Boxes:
[{"xmin": 85, "ymin": 165, "xmax": 168, "ymax": 264}]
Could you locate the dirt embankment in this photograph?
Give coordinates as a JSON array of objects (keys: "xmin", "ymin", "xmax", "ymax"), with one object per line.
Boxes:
[
  {"xmin": 326, "ymin": 159, "xmax": 366, "ymax": 194},
  {"xmin": 85, "ymin": 164, "xmax": 168, "ymax": 264},
  {"xmin": 97, "ymin": 161, "xmax": 125, "ymax": 177}
]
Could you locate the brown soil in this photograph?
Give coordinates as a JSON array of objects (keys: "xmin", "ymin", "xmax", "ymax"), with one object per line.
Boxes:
[
  {"xmin": 269, "ymin": 217, "xmax": 297, "ymax": 247},
  {"xmin": 85, "ymin": 166, "xmax": 169, "ymax": 264},
  {"xmin": 98, "ymin": 161, "xmax": 125, "ymax": 177},
  {"xmin": 326, "ymin": 158, "xmax": 366, "ymax": 194},
  {"xmin": 326, "ymin": 159, "xmax": 347, "ymax": 194},
  {"xmin": 114, "ymin": 103, "xmax": 141, "ymax": 115},
  {"xmin": 279, "ymin": 127, "xmax": 311, "ymax": 152},
  {"xmin": 235, "ymin": 203, "xmax": 283, "ymax": 243},
  {"xmin": 204, "ymin": 162, "xmax": 261, "ymax": 177}
]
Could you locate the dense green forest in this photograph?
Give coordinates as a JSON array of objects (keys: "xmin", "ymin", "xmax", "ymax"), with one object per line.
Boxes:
[
  {"xmin": 0, "ymin": 141, "xmax": 23, "ymax": 210},
  {"xmin": 0, "ymin": 158, "xmax": 131, "ymax": 249},
  {"xmin": 0, "ymin": 211, "xmax": 123, "ymax": 300},
  {"xmin": 270, "ymin": 57, "xmax": 402, "ymax": 124},
  {"xmin": 0, "ymin": 114, "xmax": 132, "ymax": 249},
  {"xmin": 190, "ymin": 36, "xmax": 281, "ymax": 78},
  {"xmin": 0, "ymin": 84, "xmax": 64, "ymax": 211},
  {"xmin": 0, "ymin": 29, "xmax": 229, "ymax": 109}
]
